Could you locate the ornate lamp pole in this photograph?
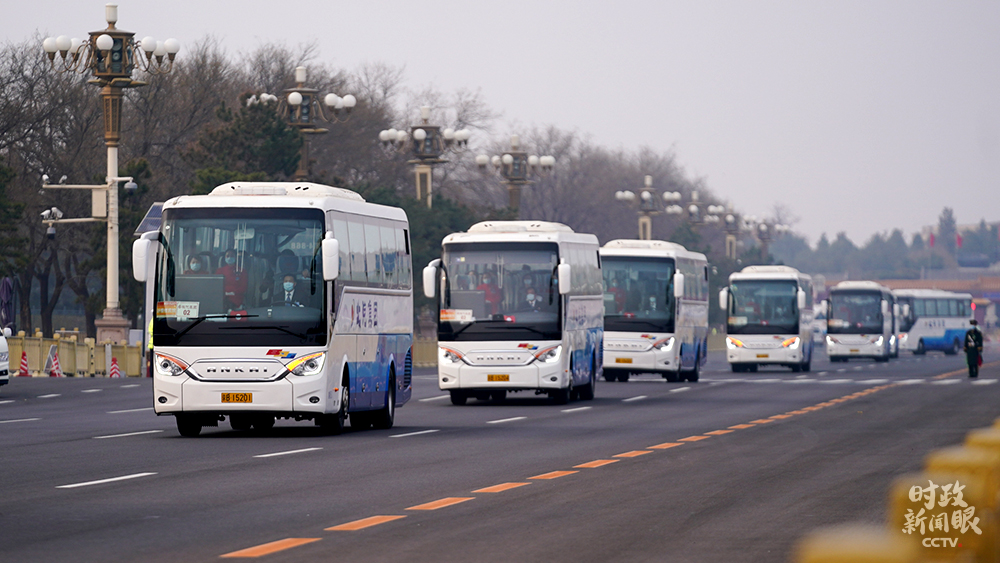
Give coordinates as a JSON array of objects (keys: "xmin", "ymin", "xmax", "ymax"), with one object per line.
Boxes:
[
  {"xmin": 614, "ymin": 175, "xmax": 662, "ymax": 240},
  {"xmin": 475, "ymin": 135, "xmax": 554, "ymax": 211},
  {"xmin": 42, "ymin": 4, "xmax": 178, "ymax": 344},
  {"xmin": 259, "ymin": 66, "xmax": 356, "ymax": 180},
  {"xmin": 378, "ymin": 106, "xmax": 470, "ymax": 208},
  {"xmin": 616, "ymin": 179, "xmax": 727, "ymax": 240}
]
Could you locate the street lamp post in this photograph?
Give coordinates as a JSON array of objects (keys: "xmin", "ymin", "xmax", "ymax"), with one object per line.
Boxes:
[
  {"xmin": 616, "ymin": 179, "xmax": 726, "ymax": 240},
  {"xmin": 475, "ymin": 136, "xmax": 554, "ymax": 211},
  {"xmin": 378, "ymin": 106, "xmax": 470, "ymax": 208},
  {"xmin": 614, "ymin": 175, "xmax": 662, "ymax": 240},
  {"xmin": 42, "ymin": 4, "xmax": 178, "ymax": 344},
  {"xmin": 258, "ymin": 66, "xmax": 356, "ymax": 181}
]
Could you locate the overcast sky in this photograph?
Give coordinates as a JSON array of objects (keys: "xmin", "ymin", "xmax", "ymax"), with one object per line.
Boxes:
[{"xmin": 6, "ymin": 1, "xmax": 999, "ymax": 246}]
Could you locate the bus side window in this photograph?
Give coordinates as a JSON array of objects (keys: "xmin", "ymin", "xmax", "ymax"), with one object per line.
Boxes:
[
  {"xmin": 332, "ymin": 219, "xmax": 351, "ymax": 282},
  {"xmin": 380, "ymin": 225, "xmax": 397, "ymax": 288},
  {"xmin": 365, "ymin": 222, "xmax": 382, "ymax": 286},
  {"xmin": 348, "ymin": 221, "xmax": 366, "ymax": 282},
  {"xmin": 395, "ymin": 228, "xmax": 410, "ymax": 289}
]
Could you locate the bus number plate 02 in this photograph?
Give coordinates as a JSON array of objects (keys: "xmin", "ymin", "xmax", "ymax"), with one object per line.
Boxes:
[
  {"xmin": 615, "ymin": 358, "xmax": 633, "ymax": 364},
  {"xmin": 487, "ymin": 374, "xmax": 509, "ymax": 382},
  {"xmin": 221, "ymin": 393, "xmax": 252, "ymax": 403}
]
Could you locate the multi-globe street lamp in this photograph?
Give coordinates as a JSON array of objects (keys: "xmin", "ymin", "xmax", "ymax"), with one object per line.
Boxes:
[
  {"xmin": 256, "ymin": 66, "xmax": 356, "ymax": 181},
  {"xmin": 378, "ymin": 106, "xmax": 471, "ymax": 208},
  {"xmin": 615, "ymin": 177, "xmax": 727, "ymax": 240},
  {"xmin": 475, "ymin": 135, "xmax": 555, "ymax": 211},
  {"xmin": 41, "ymin": 4, "xmax": 178, "ymax": 344}
]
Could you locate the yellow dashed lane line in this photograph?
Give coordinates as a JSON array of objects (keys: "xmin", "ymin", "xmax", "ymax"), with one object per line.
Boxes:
[{"xmin": 220, "ymin": 538, "xmax": 321, "ymax": 558}]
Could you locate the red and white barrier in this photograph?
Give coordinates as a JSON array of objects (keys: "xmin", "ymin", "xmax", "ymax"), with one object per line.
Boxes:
[
  {"xmin": 109, "ymin": 357, "xmax": 121, "ymax": 378},
  {"xmin": 18, "ymin": 350, "xmax": 29, "ymax": 377}
]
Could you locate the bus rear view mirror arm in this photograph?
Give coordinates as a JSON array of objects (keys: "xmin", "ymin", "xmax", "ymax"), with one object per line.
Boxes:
[{"xmin": 423, "ymin": 259, "xmax": 440, "ymax": 299}]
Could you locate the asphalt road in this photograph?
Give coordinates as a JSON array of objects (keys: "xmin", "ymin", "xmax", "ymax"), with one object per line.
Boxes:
[{"xmin": 2, "ymin": 347, "xmax": 998, "ymax": 563}]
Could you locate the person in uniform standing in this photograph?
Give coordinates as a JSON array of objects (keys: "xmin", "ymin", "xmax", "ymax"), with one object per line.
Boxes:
[{"xmin": 965, "ymin": 319, "xmax": 984, "ymax": 378}]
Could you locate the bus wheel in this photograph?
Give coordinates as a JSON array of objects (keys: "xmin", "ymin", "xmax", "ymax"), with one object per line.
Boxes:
[
  {"xmin": 663, "ymin": 370, "xmax": 680, "ymax": 382},
  {"xmin": 603, "ymin": 369, "xmax": 617, "ymax": 382},
  {"xmin": 551, "ymin": 384, "xmax": 572, "ymax": 405},
  {"xmin": 373, "ymin": 378, "xmax": 396, "ymax": 430},
  {"xmin": 945, "ymin": 339, "xmax": 960, "ymax": 356},
  {"xmin": 350, "ymin": 412, "xmax": 372, "ymax": 429},
  {"xmin": 318, "ymin": 386, "xmax": 348, "ymax": 435},
  {"xmin": 578, "ymin": 361, "xmax": 596, "ymax": 401},
  {"xmin": 176, "ymin": 415, "xmax": 202, "ymax": 437},
  {"xmin": 617, "ymin": 372, "xmax": 630, "ymax": 382},
  {"xmin": 915, "ymin": 340, "xmax": 926, "ymax": 355},
  {"xmin": 230, "ymin": 414, "xmax": 252, "ymax": 432},
  {"xmin": 252, "ymin": 415, "xmax": 275, "ymax": 433},
  {"xmin": 491, "ymin": 390, "xmax": 507, "ymax": 402},
  {"xmin": 802, "ymin": 358, "xmax": 811, "ymax": 372},
  {"xmin": 687, "ymin": 356, "xmax": 700, "ymax": 382},
  {"xmin": 449, "ymin": 390, "xmax": 468, "ymax": 406}
]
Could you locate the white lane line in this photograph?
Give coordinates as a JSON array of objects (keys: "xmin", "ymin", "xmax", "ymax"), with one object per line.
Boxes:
[
  {"xmin": 37, "ymin": 394, "xmax": 61, "ymax": 399},
  {"xmin": 487, "ymin": 416, "xmax": 526, "ymax": 424},
  {"xmin": 836, "ymin": 369, "xmax": 847, "ymax": 373},
  {"xmin": 57, "ymin": 472, "xmax": 157, "ymax": 489},
  {"xmin": 821, "ymin": 379, "xmax": 853, "ymax": 384},
  {"xmin": 94, "ymin": 430, "xmax": 164, "ymax": 439},
  {"xmin": 858, "ymin": 379, "xmax": 889, "ymax": 384},
  {"xmin": 419, "ymin": 395, "xmax": 450, "ymax": 402},
  {"xmin": 81, "ymin": 389, "xmax": 102, "ymax": 394},
  {"xmin": 562, "ymin": 406, "xmax": 592, "ymax": 413},
  {"xmin": 931, "ymin": 380, "xmax": 960, "ymax": 385},
  {"xmin": 898, "ymin": 379, "xmax": 926, "ymax": 385},
  {"xmin": 816, "ymin": 372, "xmax": 829, "ymax": 376},
  {"xmin": 253, "ymin": 447, "xmax": 323, "ymax": 459},
  {"xmin": 670, "ymin": 387, "xmax": 690, "ymax": 393},
  {"xmin": 107, "ymin": 407, "xmax": 154, "ymax": 414},
  {"xmin": 749, "ymin": 379, "xmax": 781, "ymax": 383},
  {"xmin": 0, "ymin": 418, "xmax": 40, "ymax": 424},
  {"xmin": 972, "ymin": 380, "xmax": 998, "ymax": 385},
  {"xmin": 390, "ymin": 429, "xmax": 440, "ymax": 438},
  {"xmin": 0, "ymin": 400, "xmax": 14, "ymax": 405},
  {"xmin": 120, "ymin": 384, "xmax": 140, "ymax": 388},
  {"xmin": 788, "ymin": 379, "xmax": 815, "ymax": 384},
  {"xmin": 852, "ymin": 366, "xmax": 864, "ymax": 371},
  {"xmin": 622, "ymin": 395, "xmax": 647, "ymax": 402}
]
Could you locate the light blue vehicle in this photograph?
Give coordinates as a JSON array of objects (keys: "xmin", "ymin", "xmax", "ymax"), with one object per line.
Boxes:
[{"xmin": 893, "ymin": 289, "xmax": 974, "ymax": 355}]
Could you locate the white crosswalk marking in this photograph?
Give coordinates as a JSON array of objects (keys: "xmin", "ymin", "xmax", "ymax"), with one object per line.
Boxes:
[
  {"xmin": 931, "ymin": 379, "xmax": 960, "ymax": 385},
  {"xmin": 972, "ymin": 380, "xmax": 998, "ymax": 385}
]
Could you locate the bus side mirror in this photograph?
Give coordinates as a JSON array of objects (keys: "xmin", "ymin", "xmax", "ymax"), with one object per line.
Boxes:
[
  {"xmin": 321, "ymin": 233, "xmax": 339, "ymax": 281},
  {"xmin": 881, "ymin": 300, "xmax": 889, "ymax": 315},
  {"xmin": 797, "ymin": 289, "xmax": 806, "ymax": 310},
  {"xmin": 558, "ymin": 263, "xmax": 572, "ymax": 295},
  {"xmin": 893, "ymin": 303, "xmax": 900, "ymax": 317},
  {"xmin": 718, "ymin": 288, "xmax": 728, "ymax": 310},
  {"xmin": 132, "ymin": 238, "xmax": 151, "ymax": 282},
  {"xmin": 901, "ymin": 304, "xmax": 910, "ymax": 317},
  {"xmin": 423, "ymin": 259, "xmax": 440, "ymax": 299},
  {"xmin": 2, "ymin": 327, "xmax": 11, "ymax": 338},
  {"xmin": 821, "ymin": 300, "xmax": 828, "ymax": 316},
  {"xmin": 673, "ymin": 273, "xmax": 685, "ymax": 299}
]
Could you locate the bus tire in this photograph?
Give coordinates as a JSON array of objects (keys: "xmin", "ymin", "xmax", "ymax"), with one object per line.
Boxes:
[
  {"xmin": 551, "ymin": 383, "xmax": 572, "ymax": 405},
  {"xmin": 617, "ymin": 371, "xmax": 630, "ymax": 382},
  {"xmin": 802, "ymin": 358, "xmax": 811, "ymax": 372},
  {"xmin": 373, "ymin": 376, "xmax": 396, "ymax": 430},
  {"xmin": 350, "ymin": 412, "xmax": 372, "ymax": 429},
  {"xmin": 252, "ymin": 415, "xmax": 275, "ymax": 433},
  {"xmin": 230, "ymin": 414, "xmax": 252, "ymax": 432},
  {"xmin": 663, "ymin": 370, "xmax": 680, "ymax": 382},
  {"xmin": 578, "ymin": 360, "xmax": 596, "ymax": 401},
  {"xmin": 945, "ymin": 339, "xmax": 960, "ymax": 356},
  {"xmin": 449, "ymin": 390, "xmax": 468, "ymax": 406},
  {"xmin": 318, "ymin": 384, "xmax": 348, "ymax": 435},
  {"xmin": 915, "ymin": 340, "xmax": 926, "ymax": 355},
  {"xmin": 603, "ymin": 370, "xmax": 617, "ymax": 382},
  {"xmin": 684, "ymin": 355, "xmax": 700, "ymax": 382},
  {"xmin": 176, "ymin": 414, "xmax": 202, "ymax": 437}
]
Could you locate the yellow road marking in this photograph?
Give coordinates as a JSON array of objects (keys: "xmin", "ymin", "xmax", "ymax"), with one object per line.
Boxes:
[
  {"xmin": 649, "ymin": 442, "xmax": 684, "ymax": 449},
  {"xmin": 679, "ymin": 435, "xmax": 709, "ymax": 442},
  {"xmin": 751, "ymin": 419, "xmax": 774, "ymax": 424},
  {"xmin": 327, "ymin": 515, "xmax": 406, "ymax": 531},
  {"xmin": 770, "ymin": 414, "xmax": 793, "ymax": 419},
  {"xmin": 614, "ymin": 450, "xmax": 652, "ymax": 458},
  {"xmin": 788, "ymin": 410, "xmax": 809, "ymax": 415},
  {"xmin": 574, "ymin": 459, "xmax": 619, "ymax": 468},
  {"xmin": 530, "ymin": 470, "xmax": 578, "ymax": 480},
  {"xmin": 407, "ymin": 497, "xmax": 474, "ymax": 511},
  {"xmin": 221, "ymin": 538, "xmax": 321, "ymax": 558},
  {"xmin": 474, "ymin": 482, "xmax": 531, "ymax": 493},
  {"xmin": 705, "ymin": 430, "xmax": 733, "ymax": 435},
  {"xmin": 729, "ymin": 424, "xmax": 755, "ymax": 429}
]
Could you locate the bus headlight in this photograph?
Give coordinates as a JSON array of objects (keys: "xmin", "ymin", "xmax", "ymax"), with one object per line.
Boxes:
[
  {"xmin": 826, "ymin": 335, "xmax": 838, "ymax": 345},
  {"xmin": 439, "ymin": 347, "xmax": 467, "ymax": 365},
  {"xmin": 781, "ymin": 337, "xmax": 800, "ymax": 349},
  {"xmin": 726, "ymin": 337, "xmax": 744, "ymax": 349},
  {"xmin": 653, "ymin": 337, "xmax": 674, "ymax": 351},
  {"xmin": 534, "ymin": 345, "xmax": 562, "ymax": 364},
  {"xmin": 873, "ymin": 336, "xmax": 884, "ymax": 346},
  {"xmin": 288, "ymin": 352, "xmax": 325, "ymax": 376},
  {"xmin": 154, "ymin": 353, "xmax": 187, "ymax": 376}
]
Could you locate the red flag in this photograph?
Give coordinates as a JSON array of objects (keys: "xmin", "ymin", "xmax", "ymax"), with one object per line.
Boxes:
[
  {"xmin": 928, "ymin": 233, "xmax": 935, "ymax": 247},
  {"xmin": 956, "ymin": 233, "xmax": 963, "ymax": 248}
]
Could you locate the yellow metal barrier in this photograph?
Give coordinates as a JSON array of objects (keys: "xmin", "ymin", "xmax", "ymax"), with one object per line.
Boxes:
[
  {"xmin": 5, "ymin": 332, "xmax": 143, "ymax": 377},
  {"xmin": 413, "ymin": 339, "xmax": 437, "ymax": 368},
  {"xmin": 792, "ymin": 523, "xmax": 920, "ymax": 563},
  {"xmin": 926, "ymin": 446, "xmax": 1000, "ymax": 512}
]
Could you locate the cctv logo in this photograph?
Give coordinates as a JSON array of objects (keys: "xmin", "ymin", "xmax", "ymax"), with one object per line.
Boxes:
[{"xmin": 922, "ymin": 538, "xmax": 959, "ymax": 548}]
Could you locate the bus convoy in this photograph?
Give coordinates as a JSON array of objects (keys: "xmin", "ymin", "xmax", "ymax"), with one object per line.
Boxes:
[{"xmin": 129, "ymin": 182, "xmax": 973, "ymax": 436}]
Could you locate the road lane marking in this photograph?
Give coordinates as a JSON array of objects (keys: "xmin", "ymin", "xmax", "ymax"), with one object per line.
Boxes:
[
  {"xmin": 650, "ymin": 442, "xmax": 684, "ymax": 449},
  {"xmin": 0, "ymin": 400, "xmax": 13, "ymax": 405},
  {"xmin": 389, "ymin": 429, "xmax": 440, "ymax": 438},
  {"xmin": 487, "ymin": 417, "xmax": 526, "ymax": 424},
  {"xmin": 561, "ymin": 406, "xmax": 591, "ymax": 413},
  {"xmin": 816, "ymin": 371, "xmax": 828, "ymax": 375},
  {"xmin": 407, "ymin": 497, "xmax": 474, "ymax": 510},
  {"xmin": 327, "ymin": 516, "xmax": 406, "ymax": 531},
  {"xmin": 419, "ymin": 395, "xmax": 450, "ymax": 402},
  {"xmin": 898, "ymin": 379, "xmax": 925, "ymax": 385},
  {"xmin": 94, "ymin": 430, "xmax": 164, "ymax": 439},
  {"xmin": 574, "ymin": 460, "xmax": 619, "ymax": 468},
  {"xmin": 751, "ymin": 419, "xmax": 775, "ymax": 424},
  {"xmin": 931, "ymin": 380, "xmax": 960, "ymax": 385},
  {"xmin": 836, "ymin": 369, "xmax": 847, "ymax": 373},
  {"xmin": 669, "ymin": 387, "xmax": 690, "ymax": 393},
  {"xmin": 729, "ymin": 424, "xmax": 755, "ymax": 429},
  {"xmin": 821, "ymin": 379, "xmax": 852, "ymax": 384},
  {"xmin": 530, "ymin": 470, "xmax": 578, "ymax": 480},
  {"xmin": 858, "ymin": 379, "xmax": 889, "ymax": 384},
  {"xmin": 120, "ymin": 384, "xmax": 140, "ymax": 388},
  {"xmin": 972, "ymin": 380, "xmax": 998, "ymax": 385},
  {"xmin": 254, "ymin": 447, "xmax": 322, "ymax": 459},
  {"xmin": 221, "ymin": 538, "xmax": 321, "ymax": 558},
  {"xmin": 108, "ymin": 407, "xmax": 153, "ymax": 414},
  {"xmin": 770, "ymin": 414, "xmax": 794, "ymax": 419},
  {"xmin": 614, "ymin": 450, "xmax": 652, "ymax": 458},
  {"xmin": 678, "ymin": 436, "xmax": 709, "ymax": 442},
  {"xmin": 474, "ymin": 482, "xmax": 531, "ymax": 492},
  {"xmin": 622, "ymin": 395, "xmax": 647, "ymax": 402},
  {"xmin": 749, "ymin": 379, "xmax": 781, "ymax": 383},
  {"xmin": 57, "ymin": 472, "xmax": 157, "ymax": 489},
  {"xmin": 788, "ymin": 379, "xmax": 815, "ymax": 383},
  {"xmin": 0, "ymin": 418, "xmax": 40, "ymax": 424},
  {"xmin": 37, "ymin": 394, "xmax": 60, "ymax": 399},
  {"xmin": 81, "ymin": 389, "xmax": 102, "ymax": 393},
  {"xmin": 705, "ymin": 430, "xmax": 734, "ymax": 435}
]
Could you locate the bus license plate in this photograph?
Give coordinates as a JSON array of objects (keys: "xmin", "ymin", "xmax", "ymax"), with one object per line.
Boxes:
[
  {"xmin": 222, "ymin": 393, "xmax": 252, "ymax": 403},
  {"xmin": 487, "ymin": 374, "xmax": 509, "ymax": 382},
  {"xmin": 850, "ymin": 349, "xmax": 860, "ymax": 353},
  {"xmin": 756, "ymin": 354, "xmax": 769, "ymax": 358},
  {"xmin": 615, "ymin": 358, "xmax": 633, "ymax": 364}
]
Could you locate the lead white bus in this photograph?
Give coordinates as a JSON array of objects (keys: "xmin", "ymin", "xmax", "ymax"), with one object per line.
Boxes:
[
  {"xmin": 423, "ymin": 221, "xmax": 603, "ymax": 405},
  {"xmin": 825, "ymin": 281, "xmax": 895, "ymax": 362},
  {"xmin": 600, "ymin": 240, "xmax": 708, "ymax": 382},
  {"xmin": 133, "ymin": 182, "xmax": 414, "ymax": 437},
  {"xmin": 719, "ymin": 266, "xmax": 815, "ymax": 372},
  {"xmin": 893, "ymin": 289, "xmax": 973, "ymax": 355}
]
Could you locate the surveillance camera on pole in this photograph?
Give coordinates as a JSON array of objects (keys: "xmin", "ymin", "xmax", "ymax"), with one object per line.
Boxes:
[{"xmin": 46, "ymin": 225, "xmax": 56, "ymax": 240}]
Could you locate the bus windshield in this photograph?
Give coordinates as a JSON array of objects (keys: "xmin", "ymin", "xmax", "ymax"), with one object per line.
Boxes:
[
  {"xmin": 727, "ymin": 280, "xmax": 799, "ymax": 335},
  {"xmin": 154, "ymin": 207, "xmax": 326, "ymax": 347},
  {"xmin": 438, "ymin": 242, "xmax": 560, "ymax": 341},
  {"xmin": 602, "ymin": 256, "xmax": 675, "ymax": 333},
  {"xmin": 828, "ymin": 291, "xmax": 882, "ymax": 334}
]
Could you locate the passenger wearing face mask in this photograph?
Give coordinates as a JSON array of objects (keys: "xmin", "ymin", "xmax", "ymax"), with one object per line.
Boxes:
[
  {"xmin": 273, "ymin": 274, "xmax": 312, "ymax": 307},
  {"xmin": 184, "ymin": 256, "xmax": 204, "ymax": 275},
  {"xmin": 215, "ymin": 249, "xmax": 248, "ymax": 310}
]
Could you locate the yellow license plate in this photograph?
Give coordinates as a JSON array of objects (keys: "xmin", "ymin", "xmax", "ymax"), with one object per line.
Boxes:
[
  {"xmin": 615, "ymin": 358, "xmax": 633, "ymax": 364},
  {"xmin": 487, "ymin": 374, "xmax": 509, "ymax": 382},
  {"xmin": 756, "ymin": 354, "xmax": 769, "ymax": 358},
  {"xmin": 850, "ymin": 349, "xmax": 860, "ymax": 353},
  {"xmin": 222, "ymin": 393, "xmax": 252, "ymax": 403}
]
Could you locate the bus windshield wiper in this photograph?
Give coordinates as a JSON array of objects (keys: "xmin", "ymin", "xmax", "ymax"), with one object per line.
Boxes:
[
  {"xmin": 606, "ymin": 318, "xmax": 669, "ymax": 330},
  {"xmin": 219, "ymin": 324, "xmax": 307, "ymax": 339},
  {"xmin": 174, "ymin": 314, "xmax": 259, "ymax": 339}
]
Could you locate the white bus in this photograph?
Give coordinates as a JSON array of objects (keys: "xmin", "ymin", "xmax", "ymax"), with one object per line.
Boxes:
[
  {"xmin": 893, "ymin": 289, "xmax": 973, "ymax": 355},
  {"xmin": 719, "ymin": 266, "xmax": 815, "ymax": 372},
  {"xmin": 825, "ymin": 281, "xmax": 895, "ymax": 362},
  {"xmin": 423, "ymin": 221, "xmax": 603, "ymax": 405},
  {"xmin": 133, "ymin": 182, "xmax": 414, "ymax": 437},
  {"xmin": 600, "ymin": 240, "xmax": 709, "ymax": 382}
]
